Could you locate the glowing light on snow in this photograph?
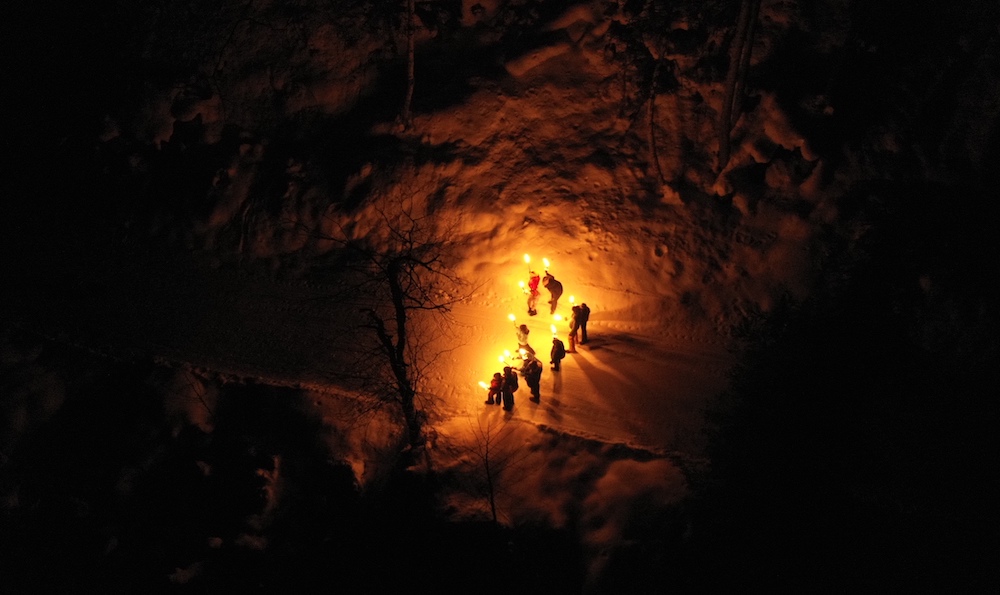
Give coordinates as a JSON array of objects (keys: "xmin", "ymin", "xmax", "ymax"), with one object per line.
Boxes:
[
  {"xmin": 508, "ymin": 313, "xmax": 516, "ymax": 321},
  {"xmin": 479, "ymin": 381, "xmax": 489, "ymax": 389}
]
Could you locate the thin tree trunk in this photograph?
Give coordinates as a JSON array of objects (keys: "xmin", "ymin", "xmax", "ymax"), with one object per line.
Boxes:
[
  {"xmin": 237, "ymin": 199, "xmax": 254, "ymax": 256},
  {"xmin": 388, "ymin": 260, "xmax": 421, "ymax": 448},
  {"xmin": 648, "ymin": 58, "xmax": 665, "ymax": 183},
  {"xmin": 731, "ymin": 0, "xmax": 761, "ymax": 126},
  {"xmin": 401, "ymin": 0, "xmax": 415, "ymax": 128},
  {"xmin": 485, "ymin": 452, "xmax": 498, "ymax": 523},
  {"xmin": 717, "ymin": 0, "xmax": 756, "ymax": 172},
  {"xmin": 365, "ymin": 297, "xmax": 422, "ymax": 450}
]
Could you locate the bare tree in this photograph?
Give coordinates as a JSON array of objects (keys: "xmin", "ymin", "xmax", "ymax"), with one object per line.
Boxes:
[
  {"xmin": 647, "ymin": 52, "xmax": 667, "ymax": 184},
  {"xmin": 305, "ymin": 194, "xmax": 471, "ymax": 457},
  {"xmin": 465, "ymin": 416, "xmax": 537, "ymax": 524},
  {"xmin": 400, "ymin": 0, "xmax": 416, "ymax": 128},
  {"xmin": 717, "ymin": 0, "xmax": 761, "ymax": 173},
  {"xmin": 396, "ymin": 0, "xmax": 461, "ymax": 129}
]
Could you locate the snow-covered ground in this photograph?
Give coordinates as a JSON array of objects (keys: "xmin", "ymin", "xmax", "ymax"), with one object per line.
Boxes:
[{"xmin": 4, "ymin": 0, "xmax": 999, "ymax": 591}]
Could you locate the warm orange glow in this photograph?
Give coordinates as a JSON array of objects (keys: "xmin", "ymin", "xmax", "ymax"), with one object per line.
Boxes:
[
  {"xmin": 550, "ymin": 324, "xmax": 557, "ymax": 334},
  {"xmin": 554, "ymin": 314, "xmax": 563, "ymax": 322},
  {"xmin": 498, "ymin": 356, "xmax": 505, "ymax": 363},
  {"xmin": 478, "ymin": 381, "xmax": 489, "ymax": 389},
  {"xmin": 518, "ymin": 280, "xmax": 525, "ymax": 288},
  {"xmin": 503, "ymin": 349, "xmax": 511, "ymax": 357},
  {"xmin": 523, "ymin": 253, "xmax": 530, "ymax": 264},
  {"xmin": 543, "ymin": 258, "xmax": 550, "ymax": 269},
  {"xmin": 508, "ymin": 313, "xmax": 516, "ymax": 321},
  {"xmin": 569, "ymin": 295, "xmax": 575, "ymax": 304},
  {"xmin": 519, "ymin": 348, "xmax": 527, "ymax": 358}
]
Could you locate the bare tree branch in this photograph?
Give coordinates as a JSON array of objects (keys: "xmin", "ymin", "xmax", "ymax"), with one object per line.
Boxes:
[{"xmin": 279, "ymin": 191, "xmax": 479, "ymax": 459}]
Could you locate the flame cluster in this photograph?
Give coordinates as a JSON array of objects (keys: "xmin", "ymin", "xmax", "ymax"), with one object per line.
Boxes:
[{"xmin": 477, "ymin": 253, "xmax": 587, "ymax": 391}]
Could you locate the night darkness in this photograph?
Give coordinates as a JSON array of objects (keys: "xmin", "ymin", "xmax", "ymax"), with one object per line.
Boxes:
[{"xmin": 2, "ymin": 1, "xmax": 999, "ymax": 593}]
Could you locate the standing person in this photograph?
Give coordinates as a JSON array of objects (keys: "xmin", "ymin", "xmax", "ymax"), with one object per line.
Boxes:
[
  {"xmin": 485, "ymin": 372, "xmax": 503, "ymax": 405},
  {"xmin": 514, "ymin": 323, "xmax": 535, "ymax": 358},
  {"xmin": 522, "ymin": 356, "xmax": 543, "ymax": 402},
  {"xmin": 541, "ymin": 273, "xmax": 563, "ymax": 315},
  {"xmin": 526, "ymin": 271, "xmax": 541, "ymax": 316},
  {"xmin": 501, "ymin": 366, "xmax": 518, "ymax": 410},
  {"xmin": 550, "ymin": 337, "xmax": 566, "ymax": 371},
  {"xmin": 579, "ymin": 302, "xmax": 591, "ymax": 344},
  {"xmin": 567, "ymin": 306, "xmax": 580, "ymax": 353}
]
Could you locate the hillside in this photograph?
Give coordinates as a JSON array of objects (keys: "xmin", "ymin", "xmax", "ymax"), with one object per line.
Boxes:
[{"xmin": 2, "ymin": 0, "xmax": 999, "ymax": 592}]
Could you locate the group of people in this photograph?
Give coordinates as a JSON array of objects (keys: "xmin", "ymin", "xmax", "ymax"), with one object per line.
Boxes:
[
  {"xmin": 484, "ymin": 356, "xmax": 543, "ymax": 410},
  {"xmin": 482, "ymin": 267, "xmax": 593, "ymax": 410},
  {"xmin": 526, "ymin": 270, "xmax": 563, "ymax": 316},
  {"xmin": 484, "ymin": 323, "xmax": 553, "ymax": 410}
]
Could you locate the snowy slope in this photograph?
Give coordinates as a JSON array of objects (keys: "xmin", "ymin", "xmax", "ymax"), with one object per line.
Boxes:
[{"xmin": 4, "ymin": 0, "xmax": 999, "ymax": 592}]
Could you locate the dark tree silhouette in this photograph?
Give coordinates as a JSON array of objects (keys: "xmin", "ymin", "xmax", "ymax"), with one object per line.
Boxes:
[
  {"xmin": 464, "ymin": 416, "xmax": 536, "ymax": 524},
  {"xmin": 305, "ymin": 194, "xmax": 471, "ymax": 457},
  {"xmin": 717, "ymin": 0, "xmax": 760, "ymax": 172},
  {"xmin": 401, "ymin": 0, "xmax": 416, "ymax": 128}
]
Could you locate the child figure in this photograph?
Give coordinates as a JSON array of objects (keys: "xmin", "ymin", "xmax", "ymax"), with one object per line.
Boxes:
[{"xmin": 485, "ymin": 372, "xmax": 503, "ymax": 405}]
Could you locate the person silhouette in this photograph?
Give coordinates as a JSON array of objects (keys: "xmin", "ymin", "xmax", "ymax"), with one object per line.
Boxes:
[
  {"xmin": 501, "ymin": 366, "xmax": 518, "ymax": 410},
  {"xmin": 526, "ymin": 271, "xmax": 541, "ymax": 316},
  {"xmin": 550, "ymin": 337, "xmax": 566, "ymax": 371},
  {"xmin": 542, "ymin": 273, "xmax": 563, "ymax": 314},
  {"xmin": 568, "ymin": 305, "xmax": 580, "ymax": 353},
  {"xmin": 521, "ymin": 356, "xmax": 543, "ymax": 402},
  {"xmin": 578, "ymin": 302, "xmax": 591, "ymax": 344},
  {"xmin": 485, "ymin": 372, "xmax": 503, "ymax": 405}
]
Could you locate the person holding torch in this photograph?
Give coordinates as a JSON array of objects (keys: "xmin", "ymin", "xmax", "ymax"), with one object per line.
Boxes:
[
  {"xmin": 542, "ymin": 271, "xmax": 563, "ymax": 314},
  {"xmin": 550, "ymin": 336, "xmax": 567, "ymax": 371},
  {"xmin": 513, "ymin": 321, "xmax": 535, "ymax": 358},
  {"xmin": 484, "ymin": 372, "xmax": 503, "ymax": 405},
  {"xmin": 568, "ymin": 305, "xmax": 581, "ymax": 353},
  {"xmin": 527, "ymin": 270, "xmax": 541, "ymax": 316}
]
